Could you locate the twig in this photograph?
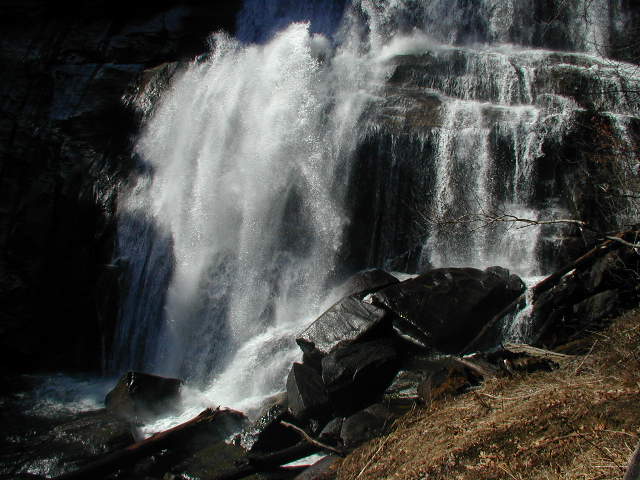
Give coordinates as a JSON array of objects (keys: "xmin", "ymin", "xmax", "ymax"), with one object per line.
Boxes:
[
  {"xmin": 606, "ymin": 236, "xmax": 640, "ymax": 249},
  {"xmin": 356, "ymin": 434, "xmax": 392, "ymax": 479},
  {"xmin": 497, "ymin": 463, "xmax": 521, "ymax": 480},
  {"xmin": 280, "ymin": 421, "xmax": 345, "ymax": 456},
  {"xmin": 573, "ymin": 340, "xmax": 598, "ymax": 374}
]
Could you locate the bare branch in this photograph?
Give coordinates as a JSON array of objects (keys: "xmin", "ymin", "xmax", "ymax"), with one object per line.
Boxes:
[{"xmin": 280, "ymin": 421, "xmax": 345, "ymax": 456}]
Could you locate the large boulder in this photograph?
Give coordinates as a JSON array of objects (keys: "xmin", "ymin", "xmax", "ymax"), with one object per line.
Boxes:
[
  {"xmin": 340, "ymin": 404, "xmax": 397, "ymax": 449},
  {"xmin": 373, "ymin": 266, "xmax": 525, "ymax": 352},
  {"xmin": 527, "ymin": 246, "xmax": 639, "ymax": 349},
  {"xmin": 236, "ymin": 403, "xmax": 301, "ymax": 454},
  {"xmin": 336, "ymin": 269, "xmax": 399, "ymax": 299},
  {"xmin": 105, "ymin": 371, "xmax": 182, "ymax": 422},
  {"xmin": 296, "ymin": 296, "xmax": 390, "ymax": 368},
  {"xmin": 287, "ymin": 362, "xmax": 330, "ymax": 421},
  {"xmin": 321, "ymin": 339, "xmax": 399, "ymax": 414},
  {"xmin": 417, "ymin": 361, "xmax": 478, "ymax": 404}
]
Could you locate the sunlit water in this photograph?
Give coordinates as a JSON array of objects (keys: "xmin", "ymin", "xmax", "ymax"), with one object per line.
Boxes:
[{"xmin": 100, "ymin": 0, "xmax": 640, "ymax": 435}]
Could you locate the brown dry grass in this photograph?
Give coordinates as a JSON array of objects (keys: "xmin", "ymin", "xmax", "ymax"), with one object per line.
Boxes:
[{"xmin": 337, "ymin": 308, "xmax": 640, "ymax": 480}]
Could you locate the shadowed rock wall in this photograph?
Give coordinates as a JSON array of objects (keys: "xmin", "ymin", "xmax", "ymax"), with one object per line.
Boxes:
[{"xmin": 0, "ymin": 0, "xmax": 242, "ymax": 375}]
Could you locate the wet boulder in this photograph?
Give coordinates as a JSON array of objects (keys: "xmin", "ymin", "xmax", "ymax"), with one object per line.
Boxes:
[
  {"xmin": 417, "ymin": 360, "xmax": 478, "ymax": 404},
  {"xmin": 105, "ymin": 371, "xmax": 183, "ymax": 422},
  {"xmin": 287, "ymin": 362, "xmax": 330, "ymax": 421},
  {"xmin": 337, "ymin": 269, "xmax": 399, "ymax": 299},
  {"xmin": 382, "ymin": 369, "xmax": 426, "ymax": 408},
  {"xmin": 373, "ymin": 266, "xmax": 525, "ymax": 353},
  {"xmin": 296, "ymin": 296, "xmax": 390, "ymax": 368},
  {"xmin": 1, "ymin": 409, "xmax": 135, "ymax": 478},
  {"xmin": 321, "ymin": 339, "xmax": 399, "ymax": 414},
  {"xmin": 340, "ymin": 404, "xmax": 397, "ymax": 449},
  {"xmin": 237, "ymin": 403, "xmax": 301, "ymax": 454}
]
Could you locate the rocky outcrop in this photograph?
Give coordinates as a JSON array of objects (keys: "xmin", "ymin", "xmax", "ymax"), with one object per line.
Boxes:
[
  {"xmin": 529, "ymin": 245, "xmax": 640, "ymax": 348},
  {"xmin": 287, "ymin": 362, "xmax": 330, "ymax": 420},
  {"xmin": 0, "ymin": 408, "xmax": 135, "ymax": 479},
  {"xmin": 322, "ymin": 338, "xmax": 399, "ymax": 414},
  {"xmin": 296, "ymin": 295, "xmax": 390, "ymax": 368},
  {"xmin": 105, "ymin": 371, "xmax": 183, "ymax": 422},
  {"xmin": 373, "ymin": 266, "xmax": 525, "ymax": 352},
  {"xmin": 0, "ymin": 0, "xmax": 243, "ymax": 375}
]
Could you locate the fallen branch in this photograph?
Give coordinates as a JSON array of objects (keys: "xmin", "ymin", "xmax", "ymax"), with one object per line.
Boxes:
[
  {"xmin": 53, "ymin": 407, "xmax": 226, "ymax": 480},
  {"xmin": 280, "ymin": 421, "xmax": 346, "ymax": 456},
  {"xmin": 606, "ymin": 235, "xmax": 640, "ymax": 249},
  {"xmin": 502, "ymin": 343, "xmax": 573, "ymax": 362}
]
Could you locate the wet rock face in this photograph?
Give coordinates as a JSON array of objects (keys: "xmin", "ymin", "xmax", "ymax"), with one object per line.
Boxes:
[
  {"xmin": 321, "ymin": 338, "xmax": 399, "ymax": 414},
  {"xmin": 373, "ymin": 266, "xmax": 525, "ymax": 353},
  {"xmin": 0, "ymin": 1, "xmax": 242, "ymax": 375},
  {"xmin": 0, "ymin": 408, "xmax": 134, "ymax": 479},
  {"xmin": 531, "ymin": 246, "xmax": 640, "ymax": 348},
  {"xmin": 335, "ymin": 269, "xmax": 399, "ymax": 299},
  {"xmin": 287, "ymin": 362, "xmax": 330, "ymax": 421},
  {"xmin": 296, "ymin": 296, "xmax": 390, "ymax": 368},
  {"xmin": 105, "ymin": 371, "xmax": 183, "ymax": 422}
]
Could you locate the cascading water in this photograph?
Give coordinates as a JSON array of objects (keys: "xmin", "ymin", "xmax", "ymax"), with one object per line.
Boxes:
[{"xmin": 111, "ymin": 0, "xmax": 640, "ymax": 426}]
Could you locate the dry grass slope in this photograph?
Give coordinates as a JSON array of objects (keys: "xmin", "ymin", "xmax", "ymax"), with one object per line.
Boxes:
[{"xmin": 337, "ymin": 308, "xmax": 640, "ymax": 480}]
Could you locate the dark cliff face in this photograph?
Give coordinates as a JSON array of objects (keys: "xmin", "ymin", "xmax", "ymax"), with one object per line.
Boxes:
[{"xmin": 0, "ymin": 0, "xmax": 243, "ymax": 375}]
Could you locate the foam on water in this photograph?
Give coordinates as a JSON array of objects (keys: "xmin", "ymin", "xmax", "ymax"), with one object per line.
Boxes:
[{"xmin": 17, "ymin": 374, "xmax": 115, "ymax": 418}]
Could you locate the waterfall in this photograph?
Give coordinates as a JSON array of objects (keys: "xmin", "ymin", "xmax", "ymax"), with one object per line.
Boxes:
[{"xmin": 111, "ymin": 0, "xmax": 639, "ymax": 417}]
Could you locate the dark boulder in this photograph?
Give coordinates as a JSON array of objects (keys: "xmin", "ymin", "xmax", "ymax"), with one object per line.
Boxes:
[
  {"xmin": 573, "ymin": 289, "xmax": 621, "ymax": 325},
  {"xmin": 336, "ymin": 269, "xmax": 399, "ymax": 299},
  {"xmin": 296, "ymin": 296, "xmax": 390, "ymax": 368},
  {"xmin": 382, "ymin": 369, "xmax": 426, "ymax": 408},
  {"xmin": 340, "ymin": 404, "xmax": 397, "ymax": 449},
  {"xmin": 321, "ymin": 339, "xmax": 399, "ymax": 414},
  {"xmin": 105, "ymin": 371, "xmax": 182, "ymax": 422},
  {"xmin": 527, "ymin": 245, "xmax": 639, "ymax": 348},
  {"xmin": 0, "ymin": 409, "xmax": 134, "ymax": 479},
  {"xmin": 373, "ymin": 266, "xmax": 525, "ymax": 352},
  {"xmin": 318, "ymin": 417, "xmax": 344, "ymax": 447},
  {"xmin": 237, "ymin": 403, "xmax": 301, "ymax": 454},
  {"xmin": 417, "ymin": 360, "xmax": 477, "ymax": 404},
  {"xmin": 287, "ymin": 362, "xmax": 330, "ymax": 421}
]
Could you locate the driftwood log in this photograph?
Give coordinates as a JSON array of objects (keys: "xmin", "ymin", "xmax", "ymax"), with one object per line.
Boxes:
[
  {"xmin": 463, "ymin": 231, "xmax": 635, "ymax": 354},
  {"xmin": 52, "ymin": 407, "xmax": 226, "ymax": 480}
]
